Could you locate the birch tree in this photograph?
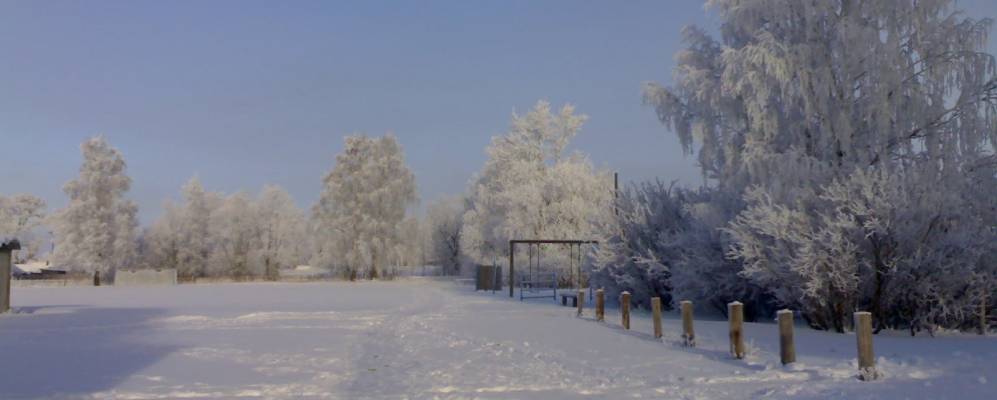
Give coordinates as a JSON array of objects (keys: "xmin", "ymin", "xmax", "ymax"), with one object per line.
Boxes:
[
  {"xmin": 313, "ymin": 134, "xmax": 417, "ymax": 279},
  {"xmin": 643, "ymin": 0, "xmax": 997, "ymax": 331},
  {"xmin": 51, "ymin": 136, "xmax": 139, "ymax": 273},
  {"xmin": 463, "ymin": 101, "xmax": 614, "ymax": 275}
]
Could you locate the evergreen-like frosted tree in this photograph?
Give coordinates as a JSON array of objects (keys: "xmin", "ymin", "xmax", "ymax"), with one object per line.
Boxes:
[
  {"xmin": 313, "ymin": 134, "xmax": 417, "ymax": 279},
  {"xmin": 51, "ymin": 136, "xmax": 139, "ymax": 273}
]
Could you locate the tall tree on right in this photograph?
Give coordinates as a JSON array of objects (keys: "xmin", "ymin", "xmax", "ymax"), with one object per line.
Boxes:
[
  {"xmin": 313, "ymin": 134, "xmax": 417, "ymax": 280},
  {"xmin": 645, "ymin": 0, "xmax": 997, "ymax": 332}
]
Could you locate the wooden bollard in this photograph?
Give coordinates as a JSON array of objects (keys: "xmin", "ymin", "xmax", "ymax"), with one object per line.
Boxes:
[
  {"xmin": 728, "ymin": 301, "xmax": 745, "ymax": 359},
  {"xmin": 620, "ymin": 291, "xmax": 631, "ymax": 330},
  {"xmin": 855, "ymin": 311, "xmax": 878, "ymax": 380},
  {"xmin": 577, "ymin": 289, "xmax": 585, "ymax": 317},
  {"xmin": 980, "ymin": 294, "xmax": 988, "ymax": 336},
  {"xmin": 777, "ymin": 309, "xmax": 796, "ymax": 365},
  {"xmin": 651, "ymin": 297, "xmax": 663, "ymax": 338},
  {"xmin": 595, "ymin": 289, "xmax": 605, "ymax": 322},
  {"xmin": 681, "ymin": 300, "xmax": 695, "ymax": 346}
]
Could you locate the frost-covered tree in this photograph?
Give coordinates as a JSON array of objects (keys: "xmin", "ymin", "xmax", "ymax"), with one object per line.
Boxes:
[
  {"xmin": 51, "ymin": 136, "xmax": 139, "ymax": 273},
  {"xmin": 426, "ymin": 196, "xmax": 465, "ymax": 275},
  {"xmin": 176, "ymin": 176, "xmax": 216, "ymax": 279},
  {"xmin": 208, "ymin": 192, "xmax": 258, "ymax": 278},
  {"xmin": 0, "ymin": 194, "xmax": 47, "ymax": 262},
  {"xmin": 141, "ymin": 176, "xmax": 221, "ymax": 279},
  {"xmin": 462, "ymin": 101, "xmax": 614, "ymax": 275},
  {"xmin": 313, "ymin": 134, "xmax": 417, "ymax": 279},
  {"xmin": 255, "ymin": 185, "xmax": 307, "ymax": 280},
  {"xmin": 643, "ymin": 0, "xmax": 997, "ymax": 331}
]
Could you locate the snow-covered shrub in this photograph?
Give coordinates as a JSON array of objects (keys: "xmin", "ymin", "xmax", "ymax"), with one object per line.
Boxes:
[
  {"xmin": 593, "ymin": 182, "xmax": 769, "ymax": 317},
  {"xmin": 728, "ymin": 168, "xmax": 997, "ymax": 333}
]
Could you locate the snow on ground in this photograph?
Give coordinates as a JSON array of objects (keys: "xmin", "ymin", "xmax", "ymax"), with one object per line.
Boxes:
[{"xmin": 1, "ymin": 280, "xmax": 994, "ymax": 399}]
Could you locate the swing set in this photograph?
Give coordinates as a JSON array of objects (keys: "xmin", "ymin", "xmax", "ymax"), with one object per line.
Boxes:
[{"xmin": 508, "ymin": 239, "xmax": 599, "ymax": 301}]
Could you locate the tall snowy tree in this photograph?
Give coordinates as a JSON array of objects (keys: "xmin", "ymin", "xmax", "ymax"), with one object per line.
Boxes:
[
  {"xmin": 462, "ymin": 101, "xmax": 614, "ymax": 275},
  {"xmin": 0, "ymin": 194, "xmax": 47, "ymax": 262},
  {"xmin": 426, "ymin": 196, "xmax": 466, "ymax": 275},
  {"xmin": 51, "ymin": 136, "xmax": 139, "ymax": 273},
  {"xmin": 255, "ymin": 185, "xmax": 307, "ymax": 280},
  {"xmin": 313, "ymin": 134, "xmax": 417, "ymax": 279},
  {"xmin": 208, "ymin": 192, "xmax": 258, "ymax": 278},
  {"xmin": 176, "ymin": 176, "xmax": 217, "ymax": 279},
  {"xmin": 643, "ymin": 0, "xmax": 997, "ymax": 331}
]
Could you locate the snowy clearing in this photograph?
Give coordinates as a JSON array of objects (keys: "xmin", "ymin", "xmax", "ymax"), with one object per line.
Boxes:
[{"xmin": 1, "ymin": 280, "xmax": 994, "ymax": 399}]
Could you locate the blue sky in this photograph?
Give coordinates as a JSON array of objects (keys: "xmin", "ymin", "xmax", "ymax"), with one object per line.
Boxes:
[{"xmin": 2, "ymin": 1, "xmax": 995, "ymax": 224}]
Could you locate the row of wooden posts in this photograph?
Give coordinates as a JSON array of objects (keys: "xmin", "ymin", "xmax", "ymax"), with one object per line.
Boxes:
[{"xmin": 581, "ymin": 289, "xmax": 879, "ymax": 381}]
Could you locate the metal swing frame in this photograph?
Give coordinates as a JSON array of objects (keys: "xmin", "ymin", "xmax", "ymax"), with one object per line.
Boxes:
[{"xmin": 508, "ymin": 239, "xmax": 599, "ymax": 300}]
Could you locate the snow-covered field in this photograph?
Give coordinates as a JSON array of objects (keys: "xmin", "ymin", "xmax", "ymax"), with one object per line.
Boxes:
[{"xmin": 1, "ymin": 280, "xmax": 994, "ymax": 399}]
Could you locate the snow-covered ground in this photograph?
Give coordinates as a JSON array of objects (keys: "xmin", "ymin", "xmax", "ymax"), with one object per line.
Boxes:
[{"xmin": 1, "ymin": 280, "xmax": 994, "ymax": 399}]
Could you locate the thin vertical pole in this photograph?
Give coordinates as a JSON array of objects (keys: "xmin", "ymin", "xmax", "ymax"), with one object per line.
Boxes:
[
  {"xmin": 508, "ymin": 241, "xmax": 514, "ymax": 298},
  {"xmin": 614, "ymin": 172, "xmax": 619, "ymax": 217}
]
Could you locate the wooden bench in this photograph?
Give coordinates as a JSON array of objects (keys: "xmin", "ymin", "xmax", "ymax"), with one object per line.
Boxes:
[{"xmin": 561, "ymin": 292, "xmax": 578, "ymax": 307}]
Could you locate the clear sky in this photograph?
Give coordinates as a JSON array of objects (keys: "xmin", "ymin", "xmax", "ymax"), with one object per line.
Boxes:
[{"xmin": 2, "ymin": 1, "xmax": 995, "ymax": 225}]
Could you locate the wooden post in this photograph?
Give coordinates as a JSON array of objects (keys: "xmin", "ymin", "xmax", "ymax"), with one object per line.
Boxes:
[
  {"xmin": 620, "ymin": 291, "xmax": 631, "ymax": 330},
  {"xmin": 728, "ymin": 302, "xmax": 745, "ymax": 359},
  {"xmin": 777, "ymin": 309, "xmax": 796, "ymax": 365},
  {"xmin": 651, "ymin": 297, "xmax": 663, "ymax": 339},
  {"xmin": 0, "ymin": 248, "xmax": 12, "ymax": 313},
  {"xmin": 595, "ymin": 288, "xmax": 605, "ymax": 321},
  {"xmin": 681, "ymin": 300, "xmax": 695, "ymax": 347},
  {"xmin": 855, "ymin": 311, "xmax": 878, "ymax": 381},
  {"xmin": 980, "ymin": 293, "xmax": 988, "ymax": 336},
  {"xmin": 94, "ymin": 270, "xmax": 101, "ymax": 287},
  {"xmin": 577, "ymin": 289, "xmax": 585, "ymax": 317}
]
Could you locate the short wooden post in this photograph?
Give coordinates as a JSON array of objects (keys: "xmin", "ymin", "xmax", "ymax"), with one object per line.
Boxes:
[
  {"xmin": 0, "ymin": 247, "xmax": 13, "ymax": 314},
  {"xmin": 681, "ymin": 300, "xmax": 695, "ymax": 347},
  {"xmin": 728, "ymin": 301, "xmax": 745, "ymax": 359},
  {"xmin": 620, "ymin": 291, "xmax": 631, "ymax": 330},
  {"xmin": 577, "ymin": 289, "xmax": 585, "ymax": 317},
  {"xmin": 595, "ymin": 288, "xmax": 605, "ymax": 322},
  {"xmin": 651, "ymin": 297, "xmax": 663, "ymax": 339},
  {"xmin": 855, "ymin": 311, "xmax": 878, "ymax": 380},
  {"xmin": 980, "ymin": 293, "xmax": 988, "ymax": 336},
  {"xmin": 777, "ymin": 309, "xmax": 796, "ymax": 365}
]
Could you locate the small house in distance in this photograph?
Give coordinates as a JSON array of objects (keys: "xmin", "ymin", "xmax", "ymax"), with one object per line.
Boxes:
[{"xmin": 13, "ymin": 261, "xmax": 68, "ymax": 280}]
